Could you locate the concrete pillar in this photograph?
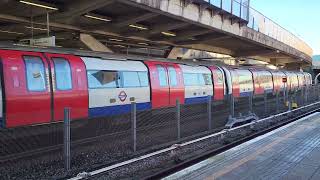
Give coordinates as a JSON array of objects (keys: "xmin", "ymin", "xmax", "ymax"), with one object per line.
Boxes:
[
  {"xmin": 167, "ymin": 47, "xmax": 183, "ymax": 59},
  {"xmin": 80, "ymin": 33, "xmax": 113, "ymax": 53}
]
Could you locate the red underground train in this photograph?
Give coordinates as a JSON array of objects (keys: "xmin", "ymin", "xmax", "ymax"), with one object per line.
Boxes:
[{"xmin": 0, "ymin": 48, "xmax": 312, "ymax": 128}]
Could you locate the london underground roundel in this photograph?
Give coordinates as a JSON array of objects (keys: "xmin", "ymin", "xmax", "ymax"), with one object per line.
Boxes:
[{"xmin": 118, "ymin": 91, "xmax": 127, "ymax": 102}]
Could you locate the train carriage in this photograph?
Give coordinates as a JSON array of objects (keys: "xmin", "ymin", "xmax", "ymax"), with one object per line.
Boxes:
[
  {"xmin": 179, "ymin": 64, "xmax": 213, "ymax": 104},
  {"xmin": 249, "ymin": 68, "xmax": 273, "ymax": 95},
  {"xmin": 0, "ymin": 48, "xmax": 313, "ymax": 128},
  {"xmin": 270, "ymin": 70, "xmax": 286, "ymax": 93},
  {"xmin": 83, "ymin": 57, "xmax": 151, "ymax": 118}
]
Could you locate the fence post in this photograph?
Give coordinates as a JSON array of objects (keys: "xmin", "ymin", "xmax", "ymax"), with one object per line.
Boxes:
[
  {"xmin": 131, "ymin": 102, "xmax": 136, "ymax": 152},
  {"xmin": 318, "ymin": 85, "xmax": 320, "ymax": 101},
  {"xmin": 301, "ymin": 87, "xmax": 304, "ymax": 106},
  {"xmin": 288, "ymin": 96, "xmax": 292, "ymax": 111},
  {"xmin": 276, "ymin": 91, "xmax": 279, "ymax": 114},
  {"xmin": 176, "ymin": 99, "xmax": 181, "ymax": 140},
  {"xmin": 230, "ymin": 94, "xmax": 235, "ymax": 117},
  {"xmin": 264, "ymin": 91, "xmax": 267, "ymax": 116},
  {"xmin": 64, "ymin": 107, "xmax": 71, "ymax": 172},
  {"xmin": 305, "ymin": 86, "xmax": 308, "ymax": 104},
  {"xmin": 249, "ymin": 92, "xmax": 253, "ymax": 113},
  {"xmin": 208, "ymin": 96, "xmax": 212, "ymax": 131}
]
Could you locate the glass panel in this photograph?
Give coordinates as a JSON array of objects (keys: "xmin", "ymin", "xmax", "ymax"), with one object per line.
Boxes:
[
  {"xmin": 232, "ymin": 0, "xmax": 241, "ymax": 17},
  {"xmin": 202, "ymin": 74, "xmax": 213, "ymax": 85},
  {"xmin": 222, "ymin": 0, "xmax": 232, "ymax": 13},
  {"xmin": 211, "ymin": 0, "xmax": 221, "ymax": 7},
  {"xmin": 121, "ymin": 71, "xmax": 140, "ymax": 88},
  {"xmin": 87, "ymin": 70, "xmax": 119, "ymax": 88},
  {"xmin": 52, "ymin": 58, "xmax": 72, "ymax": 90},
  {"xmin": 217, "ymin": 71, "xmax": 224, "ymax": 84},
  {"xmin": 168, "ymin": 66, "xmax": 177, "ymax": 87},
  {"xmin": 138, "ymin": 72, "xmax": 149, "ymax": 87},
  {"xmin": 156, "ymin": 65, "xmax": 168, "ymax": 87},
  {"xmin": 24, "ymin": 56, "xmax": 46, "ymax": 91},
  {"xmin": 183, "ymin": 73, "xmax": 198, "ymax": 86}
]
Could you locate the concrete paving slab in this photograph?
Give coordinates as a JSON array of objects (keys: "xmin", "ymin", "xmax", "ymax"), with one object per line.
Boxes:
[{"xmin": 164, "ymin": 112, "xmax": 320, "ymax": 180}]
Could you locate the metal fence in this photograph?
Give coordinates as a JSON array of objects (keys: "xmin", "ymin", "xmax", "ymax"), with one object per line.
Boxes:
[{"xmin": 1, "ymin": 85, "xmax": 320, "ymax": 179}]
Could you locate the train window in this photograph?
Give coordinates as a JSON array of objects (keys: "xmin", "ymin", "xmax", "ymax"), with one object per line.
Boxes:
[
  {"xmin": 52, "ymin": 58, "xmax": 72, "ymax": 90},
  {"xmin": 24, "ymin": 56, "xmax": 46, "ymax": 91},
  {"xmin": 138, "ymin": 72, "xmax": 149, "ymax": 87},
  {"xmin": 183, "ymin": 73, "xmax": 198, "ymax": 86},
  {"xmin": 217, "ymin": 71, "xmax": 223, "ymax": 84},
  {"xmin": 168, "ymin": 66, "xmax": 177, "ymax": 87},
  {"xmin": 87, "ymin": 70, "xmax": 119, "ymax": 88},
  {"xmin": 202, "ymin": 74, "xmax": 212, "ymax": 85},
  {"xmin": 121, "ymin": 71, "xmax": 140, "ymax": 87},
  {"xmin": 156, "ymin": 65, "xmax": 168, "ymax": 87}
]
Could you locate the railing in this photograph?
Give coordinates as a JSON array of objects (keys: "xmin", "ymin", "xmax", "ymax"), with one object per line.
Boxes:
[
  {"xmin": 204, "ymin": 0, "xmax": 313, "ymax": 57},
  {"xmin": 247, "ymin": 6, "xmax": 313, "ymax": 57},
  {"xmin": 203, "ymin": 0, "xmax": 249, "ymax": 21}
]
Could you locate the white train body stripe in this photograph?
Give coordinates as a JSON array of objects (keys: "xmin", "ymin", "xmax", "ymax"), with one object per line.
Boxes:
[
  {"xmin": 184, "ymin": 85, "xmax": 213, "ymax": 99},
  {"xmin": 89, "ymin": 87, "xmax": 150, "ymax": 108}
]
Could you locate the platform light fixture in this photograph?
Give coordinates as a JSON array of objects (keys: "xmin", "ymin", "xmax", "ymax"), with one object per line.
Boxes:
[
  {"xmin": 113, "ymin": 45, "xmax": 126, "ymax": 48},
  {"xmin": 84, "ymin": 13, "xmax": 112, "ymax": 22},
  {"xmin": 161, "ymin": 31, "xmax": 176, "ymax": 37},
  {"xmin": 137, "ymin": 42, "xmax": 149, "ymax": 46},
  {"xmin": 19, "ymin": 0, "xmax": 58, "ymax": 10},
  {"xmin": 129, "ymin": 24, "xmax": 148, "ymax": 30},
  {"xmin": 109, "ymin": 38, "xmax": 123, "ymax": 42},
  {"xmin": 0, "ymin": 30, "xmax": 24, "ymax": 35},
  {"xmin": 25, "ymin": 26, "xmax": 48, "ymax": 31}
]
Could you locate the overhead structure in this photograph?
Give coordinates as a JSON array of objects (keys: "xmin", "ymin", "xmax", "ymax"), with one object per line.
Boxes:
[{"xmin": 0, "ymin": 0, "xmax": 313, "ymax": 68}]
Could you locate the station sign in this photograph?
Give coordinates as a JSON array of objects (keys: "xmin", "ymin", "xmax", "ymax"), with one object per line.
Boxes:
[
  {"xmin": 19, "ymin": 36, "xmax": 56, "ymax": 47},
  {"xmin": 282, "ymin": 77, "xmax": 287, "ymax": 83}
]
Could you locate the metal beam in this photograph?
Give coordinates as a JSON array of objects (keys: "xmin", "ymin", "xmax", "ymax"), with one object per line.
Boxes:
[
  {"xmin": 151, "ymin": 29, "xmax": 212, "ymax": 42},
  {"xmin": 126, "ymin": 22, "xmax": 189, "ymax": 38},
  {"xmin": 176, "ymin": 34, "xmax": 230, "ymax": 45},
  {"xmin": 113, "ymin": 12, "xmax": 158, "ymax": 28},
  {"xmin": 235, "ymin": 49, "xmax": 274, "ymax": 57}
]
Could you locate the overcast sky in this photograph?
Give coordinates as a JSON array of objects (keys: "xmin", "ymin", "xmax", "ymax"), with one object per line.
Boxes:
[{"xmin": 251, "ymin": 0, "xmax": 320, "ymax": 55}]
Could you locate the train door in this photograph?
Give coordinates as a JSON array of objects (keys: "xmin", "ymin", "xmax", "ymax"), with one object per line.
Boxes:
[
  {"xmin": 209, "ymin": 65, "xmax": 225, "ymax": 100},
  {"xmin": 167, "ymin": 65, "xmax": 184, "ymax": 106},
  {"xmin": 0, "ymin": 50, "xmax": 51, "ymax": 127},
  {"xmin": 0, "ymin": 68, "xmax": 3, "ymax": 128},
  {"xmin": 44, "ymin": 53, "xmax": 88, "ymax": 121},
  {"xmin": 144, "ymin": 61, "xmax": 184, "ymax": 108},
  {"xmin": 145, "ymin": 61, "xmax": 170, "ymax": 108}
]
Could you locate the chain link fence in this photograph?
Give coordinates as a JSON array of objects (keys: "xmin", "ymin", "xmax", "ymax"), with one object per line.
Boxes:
[{"xmin": 1, "ymin": 85, "xmax": 320, "ymax": 179}]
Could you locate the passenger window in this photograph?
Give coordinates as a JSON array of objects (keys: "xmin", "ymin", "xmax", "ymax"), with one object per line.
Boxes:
[
  {"xmin": 138, "ymin": 72, "xmax": 149, "ymax": 87},
  {"xmin": 168, "ymin": 67, "xmax": 178, "ymax": 87},
  {"xmin": 87, "ymin": 70, "xmax": 119, "ymax": 88},
  {"xmin": 183, "ymin": 73, "xmax": 198, "ymax": 86},
  {"xmin": 217, "ymin": 71, "xmax": 223, "ymax": 84},
  {"xmin": 202, "ymin": 74, "xmax": 212, "ymax": 85},
  {"xmin": 52, "ymin": 58, "xmax": 72, "ymax": 90},
  {"xmin": 156, "ymin": 65, "xmax": 168, "ymax": 87},
  {"xmin": 121, "ymin": 71, "xmax": 140, "ymax": 88},
  {"xmin": 24, "ymin": 56, "xmax": 46, "ymax": 91}
]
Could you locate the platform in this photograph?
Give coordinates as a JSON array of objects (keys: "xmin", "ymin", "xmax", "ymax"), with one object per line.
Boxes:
[{"xmin": 164, "ymin": 112, "xmax": 320, "ymax": 180}]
